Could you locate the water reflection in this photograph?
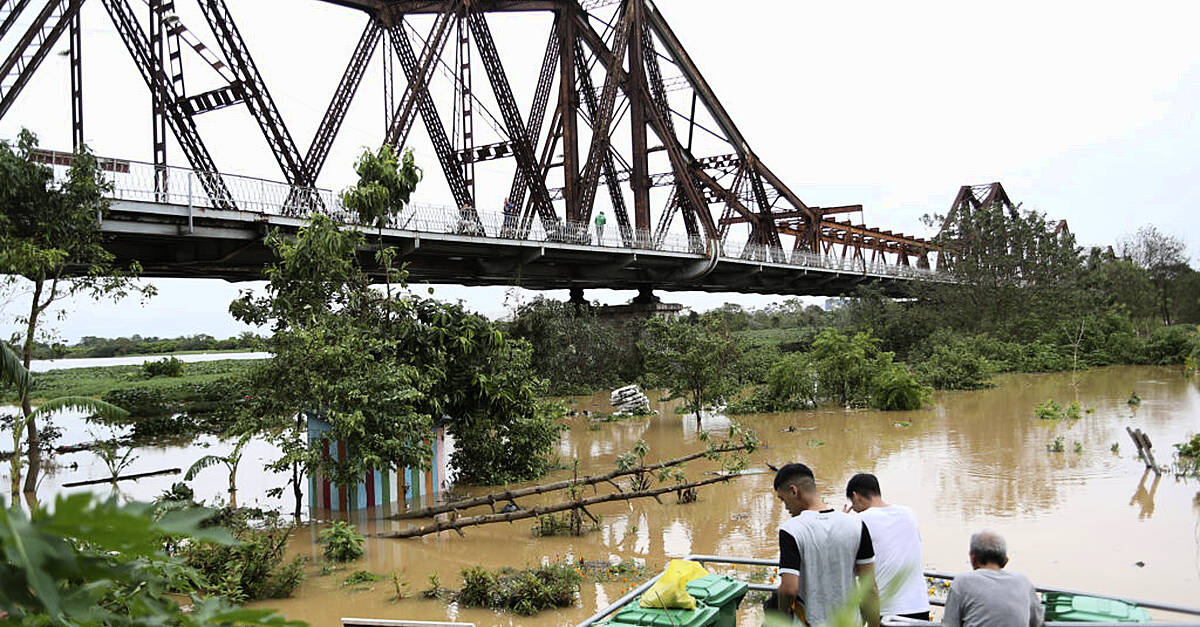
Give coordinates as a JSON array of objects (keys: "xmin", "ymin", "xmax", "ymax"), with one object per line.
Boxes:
[
  {"xmin": 1129, "ymin": 468, "xmax": 1160, "ymax": 519},
  {"xmin": 7, "ymin": 364, "xmax": 1200, "ymax": 625}
]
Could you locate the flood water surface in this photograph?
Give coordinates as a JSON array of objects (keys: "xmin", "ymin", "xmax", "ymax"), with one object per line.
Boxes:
[{"xmin": 252, "ymin": 366, "xmax": 1200, "ymax": 625}]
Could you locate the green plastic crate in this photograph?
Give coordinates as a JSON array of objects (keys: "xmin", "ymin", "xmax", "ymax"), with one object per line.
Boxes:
[
  {"xmin": 613, "ymin": 602, "xmax": 721, "ymax": 627},
  {"xmin": 1043, "ymin": 593, "xmax": 1152, "ymax": 623},
  {"xmin": 686, "ymin": 575, "xmax": 749, "ymax": 627}
]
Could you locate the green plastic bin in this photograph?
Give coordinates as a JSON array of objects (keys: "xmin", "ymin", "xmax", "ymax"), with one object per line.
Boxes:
[
  {"xmin": 612, "ymin": 602, "xmax": 721, "ymax": 627},
  {"xmin": 1043, "ymin": 593, "xmax": 1152, "ymax": 623},
  {"xmin": 686, "ymin": 575, "xmax": 749, "ymax": 627}
]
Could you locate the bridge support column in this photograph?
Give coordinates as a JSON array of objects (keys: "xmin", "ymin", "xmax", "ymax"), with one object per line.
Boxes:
[
  {"xmin": 631, "ymin": 285, "xmax": 660, "ymax": 305},
  {"xmin": 568, "ymin": 286, "xmax": 587, "ymax": 307}
]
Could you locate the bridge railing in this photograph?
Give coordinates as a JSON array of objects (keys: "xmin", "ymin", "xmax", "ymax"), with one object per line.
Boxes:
[{"xmin": 35, "ymin": 153, "xmax": 940, "ymax": 280}]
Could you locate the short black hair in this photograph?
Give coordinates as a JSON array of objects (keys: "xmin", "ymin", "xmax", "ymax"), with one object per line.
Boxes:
[
  {"xmin": 773, "ymin": 463, "xmax": 815, "ymax": 491},
  {"xmin": 845, "ymin": 473, "xmax": 881, "ymax": 499}
]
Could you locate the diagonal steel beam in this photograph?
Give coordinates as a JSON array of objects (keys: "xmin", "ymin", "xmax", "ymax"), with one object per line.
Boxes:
[
  {"xmin": 0, "ymin": 0, "xmax": 34, "ymax": 43},
  {"xmin": 99, "ymin": 0, "xmax": 234, "ymax": 208},
  {"xmin": 197, "ymin": 0, "xmax": 313, "ymax": 200},
  {"xmin": 387, "ymin": 20, "xmax": 473, "ymax": 210},
  {"xmin": 506, "ymin": 16, "xmax": 559, "ymax": 228},
  {"xmin": 574, "ymin": 37, "xmax": 632, "ymax": 246},
  {"xmin": 0, "ymin": 0, "xmax": 83, "ymax": 119},
  {"xmin": 576, "ymin": 3, "xmax": 630, "ymax": 223},
  {"xmin": 467, "ymin": 10, "xmax": 559, "ymax": 228},
  {"xmin": 385, "ymin": 5, "xmax": 455, "ymax": 150},
  {"xmin": 302, "ymin": 18, "xmax": 381, "ymax": 184}
]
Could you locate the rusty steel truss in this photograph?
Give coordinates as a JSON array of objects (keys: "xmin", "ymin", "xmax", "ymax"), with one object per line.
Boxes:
[{"xmin": 0, "ymin": 0, "xmax": 939, "ymax": 268}]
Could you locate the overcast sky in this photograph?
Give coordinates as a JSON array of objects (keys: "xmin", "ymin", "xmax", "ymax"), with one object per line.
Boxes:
[{"xmin": 2, "ymin": 0, "xmax": 1198, "ymax": 342}]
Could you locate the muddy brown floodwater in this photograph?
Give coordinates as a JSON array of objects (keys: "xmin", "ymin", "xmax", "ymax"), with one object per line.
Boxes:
[{"xmin": 247, "ymin": 365, "xmax": 1200, "ymax": 626}]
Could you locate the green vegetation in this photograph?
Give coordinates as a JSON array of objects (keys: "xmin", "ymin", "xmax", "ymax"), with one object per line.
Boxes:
[
  {"xmin": 142, "ymin": 356, "xmax": 185, "ymax": 378},
  {"xmin": 343, "ymin": 570, "xmax": 383, "ymax": 589},
  {"xmin": 640, "ymin": 315, "xmax": 743, "ymax": 422},
  {"xmin": 1048, "ymin": 436, "xmax": 1066, "ymax": 453},
  {"xmin": 1035, "ymin": 400, "xmax": 1065, "ymax": 420},
  {"xmin": 0, "ymin": 357, "xmax": 258, "ymax": 405},
  {"xmin": 1175, "ymin": 433, "xmax": 1200, "ymax": 458},
  {"xmin": 731, "ymin": 328, "xmax": 928, "ymax": 413},
  {"xmin": 458, "ymin": 562, "xmax": 581, "ymax": 615},
  {"xmin": 2, "ymin": 341, "xmax": 130, "ymax": 495},
  {"xmin": 24, "ymin": 332, "xmax": 264, "ymax": 360},
  {"xmin": 319, "ymin": 520, "xmax": 365, "ymax": 562},
  {"xmin": 0, "ymin": 492, "xmax": 303, "ymax": 626},
  {"xmin": 506, "ymin": 297, "xmax": 644, "ymax": 394},
  {"xmin": 176, "ymin": 508, "xmax": 306, "ymax": 603},
  {"xmin": 231, "ymin": 209, "xmax": 563, "ymax": 516}
]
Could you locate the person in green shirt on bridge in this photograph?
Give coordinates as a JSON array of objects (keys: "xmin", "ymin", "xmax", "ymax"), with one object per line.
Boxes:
[{"xmin": 595, "ymin": 211, "xmax": 607, "ymax": 244}]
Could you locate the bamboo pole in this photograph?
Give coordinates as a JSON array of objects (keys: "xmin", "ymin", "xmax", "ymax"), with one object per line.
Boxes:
[
  {"xmin": 62, "ymin": 467, "xmax": 181, "ymax": 488},
  {"xmin": 380, "ymin": 474, "xmax": 739, "ymax": 539},
  {"xmin": 388, "ymin": 443, "xmax": 750, "ymax": 520}
]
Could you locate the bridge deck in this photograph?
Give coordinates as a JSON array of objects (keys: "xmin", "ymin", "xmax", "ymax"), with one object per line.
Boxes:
[{"xmin": 62, "ymin": 155, "xmax": 936, "ymax": 294}]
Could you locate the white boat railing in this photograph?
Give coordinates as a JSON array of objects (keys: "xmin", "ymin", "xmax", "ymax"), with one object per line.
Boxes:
[{"xmin": 576, "ymin": 554, "xmax": 1200, "ymax": 626}]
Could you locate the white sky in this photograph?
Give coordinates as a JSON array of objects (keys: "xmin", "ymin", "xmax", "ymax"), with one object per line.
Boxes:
[{"xmin": 2, "ymin": 0, "xmax": 1198, "ymax": 342}]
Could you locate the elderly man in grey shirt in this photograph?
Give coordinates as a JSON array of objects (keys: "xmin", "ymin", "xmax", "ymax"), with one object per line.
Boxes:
[{"xmin": 942, "ymin": 530, "xmax": 1044, "ymax": 627}]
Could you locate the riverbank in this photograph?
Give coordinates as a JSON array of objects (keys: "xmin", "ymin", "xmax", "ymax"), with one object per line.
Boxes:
[{"xmin": 1, "ymin": 357, "xmax": 263, "ymax": 405}]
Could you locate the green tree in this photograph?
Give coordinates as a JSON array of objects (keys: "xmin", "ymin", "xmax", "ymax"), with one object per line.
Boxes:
[
  {"xmin": 185, "ymin": 431, "xmax": 254, "ymax": 509},
  {"xmin": 230, "ymin": 215, "xmax": 432, "ymax": 518},
  {"xmin": 506, "ymin": 297, "xmax": 642, "ymax": 393},
  {"xmin": 923, "ymin": 200, "xmax": 1084, "ymax": 340},
  {"xmin": 808, "ymin": 328, "xmax": 880, "ymax": 406},
  {"xmin": 1, "ymin": 130, "xmax": 153, "ymax": 494},
  {"xmin": 640, "ymin": 315, "xmax": 742, "ymax": 422},
  {"xmin": 1119, "ymin": 225, "xmax": 1188, "ymax": 325}
]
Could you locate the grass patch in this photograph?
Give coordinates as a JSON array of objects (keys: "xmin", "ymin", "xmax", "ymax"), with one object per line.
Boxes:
[
  {"xmin": 2, "ymin": 358, "xmax": 262, "ymax": 405},
  {"xmin": 458, "ymin": 562, "xmax": 581, "ymax": 615}
]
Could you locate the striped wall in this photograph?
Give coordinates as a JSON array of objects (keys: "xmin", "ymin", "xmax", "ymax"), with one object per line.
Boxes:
[{"xmin": 307, "ymin": 418, "xmax": 449, "ymax": 512}]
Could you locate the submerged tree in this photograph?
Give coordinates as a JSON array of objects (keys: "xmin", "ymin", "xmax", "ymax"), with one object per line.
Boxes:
[
  {"xmin": 0, "ymin": 129, "xmax": 154, "ymax": 494},
  {"xmin": 233, "ymin": 193, "xmax": 564, "ymax": 512},
  {"xmin": 640, "ymin": 314, "xmax": 742, "ymax": 423}
]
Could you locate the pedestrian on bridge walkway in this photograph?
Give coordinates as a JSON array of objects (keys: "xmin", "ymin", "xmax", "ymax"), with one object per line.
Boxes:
[{"xmin": 595, "ymin": 211, "xmax": 607, "ymax": 245}]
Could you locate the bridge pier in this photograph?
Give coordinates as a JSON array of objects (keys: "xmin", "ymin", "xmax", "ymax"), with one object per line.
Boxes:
[{"xmin": 568, "ymin": 286, "xmax": 588, "ymax": 307}]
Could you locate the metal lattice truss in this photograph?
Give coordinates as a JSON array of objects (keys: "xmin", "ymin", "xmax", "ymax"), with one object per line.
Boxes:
[{"xmin": 0, "ymin": 0, "xmax": 939, "ymax": 266}]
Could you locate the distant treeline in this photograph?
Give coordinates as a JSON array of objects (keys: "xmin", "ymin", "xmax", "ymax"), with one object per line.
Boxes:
[
  {"xmin": 24, "ymin": 332, "xmax": 265, "ymax": 360},
  {"xmin": 505, "ymin": 217, "xmax": 1200, "ymax": 397}
]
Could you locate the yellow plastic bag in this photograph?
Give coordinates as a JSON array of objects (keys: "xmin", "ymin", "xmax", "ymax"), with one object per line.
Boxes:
[{"xmin": 639, "ymin": 559, "xmax": 711, "ymax": 609}]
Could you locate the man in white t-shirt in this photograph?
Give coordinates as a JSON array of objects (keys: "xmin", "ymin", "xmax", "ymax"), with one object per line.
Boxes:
[
  {"xmin": 775, "ymin": 463, "xmax": 880, "ymax": 627},
  {"xmin": 845, "ymin": 473, "xmax": 931, "ymax": 622}
]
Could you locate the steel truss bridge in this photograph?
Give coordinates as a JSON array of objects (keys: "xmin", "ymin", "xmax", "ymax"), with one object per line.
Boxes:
[{"xmin": 2, "ymin": 0, "xmax": 945, "ymax": 295}]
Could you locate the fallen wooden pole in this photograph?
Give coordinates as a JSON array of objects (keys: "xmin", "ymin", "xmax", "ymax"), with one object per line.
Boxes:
[
  {"xmin": 380, "ymin": 474, "xmax": 740, "ymax": 539},
  {"xmin": 389, "ymin": 443, "xmax": 751, "ymax": 520},
  {"xmin": 1126, "ymin": 427, "xmax": 1161, "ymax": 476},
  {"xmin": 62, "ymin": 467, "xmax": 181, "ymax": 488}
]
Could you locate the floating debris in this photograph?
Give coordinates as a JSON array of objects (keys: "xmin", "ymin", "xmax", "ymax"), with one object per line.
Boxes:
[{"xmin": 611, "ymin": 384, "xmax": 651, "ymax": 414}]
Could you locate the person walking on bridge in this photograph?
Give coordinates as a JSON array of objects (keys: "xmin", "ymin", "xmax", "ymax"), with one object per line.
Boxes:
[
  {"xmin": 594, "ymin": 211, "xmax": 607, "ymax": 244},
  {"xmin": 774, "ymin": 463, "xmax": 880, "ymax": 627},
  {"xmin": 845, "ymin": 473, "xmax": 931, "ymax": 622},
  {"xmin": 941, "ymin": 530, "xmax": 1044, "ymax": 627}
]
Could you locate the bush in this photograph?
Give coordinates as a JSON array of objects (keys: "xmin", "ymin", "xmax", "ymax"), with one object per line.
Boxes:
[
  {"xmin": 176, "ymin": 510, "xmax": 306, "ymax": 602},
  {"xmin": 1175, "ymin": 433, "xmax": 1200, "ymax": 458},
  {"xmin": 320, "ymin": 520, "xmax": 364, "ymax": 562},
  {"xmin": 101, "ymin": 386, "xmax": 173, "ymax": 417},
  {"xmin": 142, "ymin": 356, "xmax": 185, "ymax": 378},
  {"xmin": 459, "ymin": 562, "xmax": 581, "ymax": 615},
  {"xmin": 1035, "ymin": 399, "xmax": 1065, "ymax": 420},
  {"xmin": 869, "ymin": 365, "xmax": 929, "ymax": 411},
  {"xmin": 912, "ymin": 338, "xmax": 995, "ymax": 390}
]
